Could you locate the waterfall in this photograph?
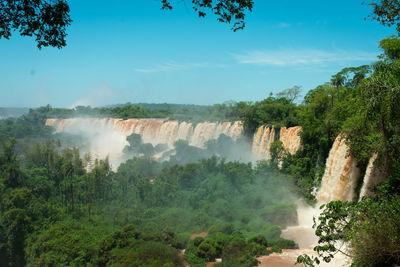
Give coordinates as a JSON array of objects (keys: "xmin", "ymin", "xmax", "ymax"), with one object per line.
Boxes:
[
  {"xmin": 228, "ymin": 121, "xmax": 244, "ymax": 140},
  {"xmin": 252, "ymin": 125, "xmax": 301, "ymax": 159},
  {"xmin": 47, "ymin": 118, "xmax": 381, "ymax": 203},
  {"xmin": 359, "ymin": 153, "xmax": 386, "ymax": 199},
  {"xmin": 252, "ymin": 126, "xmax": 275, "ymax": 159},
  {"xmin": 48, "ymin": 119, "xmax": 305, "ymax": 162},
  {"xmin": 280, "ymin": 126, "xmax": 302, "ymax": 155},
  {"xmin": 46, "ymin": 118, "xmax": 129, "ymax": 169},
  {"xmin": 46, "ymin": 118, "xmax": 245, "ymax": 169},
  {"xmin": 176, "ymin": 121, "xmax": 193, "ymax": 142},
  {"xmin": 258, "ymin": 132, "xmax": 384, "ymax": 266},
  {"xmin": 314, "ymin": 134, "xmax": 387, "ymax": 202},
  {"xmin": 316, "ymin": 134, "xmax": 360, "ymax": 203},
  {"xmin": 280, "ymin": 133, "xmax": 362, "ymax": 253},
  {"xmin": 45, "ymin": 118, "xmax": 244, "ymax": 149},
  {"xmin": 261, "ymin": 134, "xmax": 355, "ymax": 266},
  {"xmin": 189, "ymin": 122, "xmax": 218, "ymax": 147}
]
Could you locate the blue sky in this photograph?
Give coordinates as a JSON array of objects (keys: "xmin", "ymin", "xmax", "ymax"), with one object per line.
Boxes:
[{"xmin": 0, "ymin": 0, "xmax": 396, "ymax": 107}]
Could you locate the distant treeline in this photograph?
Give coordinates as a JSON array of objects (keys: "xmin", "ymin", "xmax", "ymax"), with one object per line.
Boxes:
[
  {"xmin": 0, "ymin": 137, "xmax": 298, "ymax": 266},
  {"xmin": 0, "ymin": 107, "xmax": 29, "ymax": 118},
  {"xmin": 19, "ymin": 92, "xmax": 300, "ymax": 135}
]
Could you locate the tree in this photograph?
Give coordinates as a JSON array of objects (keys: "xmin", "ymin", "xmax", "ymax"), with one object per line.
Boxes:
[
  {"xmin": 0, "ymin": 139, "xmax": 23, "ymax": 188},
  {"xmin": 379, "ymin": 35, "xmax": 400, "ymax": 60},
  {"xmin": 1, "ymin": 188, "xmax": 49, "ymax": 267},
  {"xmin": 162, "ymin": 0, "xmax": 254, "ymax": 31},
  {"xmin": 331, "ymin": 73, "xmax": 345, "ymax": 100},
  {"xmin": 297, "ymin": 193, "xmax": 400, "ymax": 266},
  {"xmin": 277, "ymin": 85, "xmax": 302, "ymax": 104},
  {"xmin": 270, "ymin": 140, "xmax": 287, "ymax": 166},
  {"xmin": 0, "ymin": 0, "xmax": 71, "ymax": 49},
  {"xmin": 368, "ymin": 0, "xmax": 400, "ymax": 33},
  {"xmin": 124, "ymin": 133, "xmax": 143, "ymax": 153},
  {"xmin": 1, "ymin": 0, "xmax": 253, "ymax": 48},
  {"xmin": 2, "ymin": 208, "xmax": 29, "ymax": 266},
  {"xmin": 26, "ymin": 220, "xmax": 100, "ymax": 266},
  {"xmin": 357, "ymin": 57, "xmax": 400, "ymax": 172}
]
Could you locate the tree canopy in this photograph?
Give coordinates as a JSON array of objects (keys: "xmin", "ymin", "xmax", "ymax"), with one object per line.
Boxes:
[
  {"xmin": 0, "ymin": 0, "xmax": 254, "ymax": 48},
  {"xmin": 0, "ymin": 0, "xmax": 71, "ymax": 48},
  {"xmin": 161, "ymin": 0, "xmax": 254, "ymax": 31},
  {"xmin": 368, "ymin": 0, "xmax": 400, "ymax": 33},
  {"xmin": 2, "ymin": 0, "xmax": 398, "ymax": 48}
]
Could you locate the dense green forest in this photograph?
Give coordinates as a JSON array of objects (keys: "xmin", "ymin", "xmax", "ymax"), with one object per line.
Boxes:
[
  {"xmin": 2, "ymin": 35, "xmax": 400, "ymax": 267},
  {"xmin": 0, "ymin": 137, "xmax": 299, "ymax": 266},
  {"xmin": 0, "ymin": 100, "xmax": 302, "ymax": 267}
]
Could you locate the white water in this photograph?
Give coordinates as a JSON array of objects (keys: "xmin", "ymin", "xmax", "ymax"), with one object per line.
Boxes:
[
  {"xmin": 46, "ymin": 118, "xmax": 244, "ymax": 148},
  {"xmin": 316, "ymin": 134, "xmax": 360, "ymax": 203},
  {"xmin": 46, "ymin": 118, "xmax": 244, "ymax": 168},
  {"xmin": 261, "ymin": 134, "xmax": 359, "ymax": 266},
  {"xmin": 252, "ymin": 125, "xmax": 302, "ymax": 160},
  {"xmin": 280, "ymin": 126, "xmax": 302, "ymax": 155},
  {"xmin": 252, "ymin": 126, "xmax": 275, "ymax": 159},
  {"xmin": 359, "ymin": 153, "xmax": 386, "ymax": 199}
]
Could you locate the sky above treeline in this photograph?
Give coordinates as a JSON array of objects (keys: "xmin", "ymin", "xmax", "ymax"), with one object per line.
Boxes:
[{"xmin": 0, "ymin": 0, "xmax": 396, "ymax": 107}]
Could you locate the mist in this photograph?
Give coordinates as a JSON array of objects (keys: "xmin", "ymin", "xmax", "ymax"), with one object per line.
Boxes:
[
  {"xmin": 36, "ymin": 115, "xmax": 331, "ymax": 266},
  {"xmin": 49, "ymin": 118, "xmax": 129, "ymax": 169},
  {"xmin": 46, "ymin": 117, "xmax": 254, "ymax": 169},
  {"xmin": 45, "ymin": 116, "xmax": 305, "ymax": 233}
]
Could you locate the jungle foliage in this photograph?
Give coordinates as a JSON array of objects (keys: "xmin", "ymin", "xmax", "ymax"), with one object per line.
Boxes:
[
  {"xmin": 295, "ymin": 37, "xmax": 400, "ymax": 267},
  {"xmin": 0, "ymin": 128, "xmax": 299, "ymax": 266}
]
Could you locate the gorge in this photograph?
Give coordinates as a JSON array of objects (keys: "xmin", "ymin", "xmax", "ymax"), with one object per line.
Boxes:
[
  {"xmin": 46, "ymin": 118, "xmax": 382, "ymax": 204},
  {"xmin": 45, "ymin": 117, "xmax": 386, "ymax": 266}
]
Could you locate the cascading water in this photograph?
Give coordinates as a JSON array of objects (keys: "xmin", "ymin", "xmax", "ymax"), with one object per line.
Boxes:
[
  {"xmin": 316, "ymin": 135, "xmax": 387, "ymax": 202},
  {"xmin": 316, "ymin": 134, "xmax": 360, "ymax": 203},
  {"xmin": 280, "ymin": 204, "xmax": 319, "ymax": 249},
  {"xmin": 46, "ymin": 118, "xmax": 244, "ymax": 148},
  {"xmin": 259, "ymin": 200, "xmax": 349, "ymax": 266},
  {"xmin": 48, "ymin": 119, "xmax": 304, "ymax": 163},
  {"xmin": 280, "ymin": 126, "xmax": 302, "ymax": 155},
  {"xmin": 260, "ymin": 133, "xmax": 359, "ymax": 266},
  {"xmin": 48, "ymin": 119, "xmax": 381, "ymax": 200},
  {"xmin": 46, "ymin": 118, "xmax": 244, "ymax": 168},
  {"xmin": 252, "ymin": 125, "xmax": 302, "ymax": 160},
  {"xmin": 252, "ymin": 126, "xmax": 275, "ymax": 159},
  {"xmin": 359, "ymin": 153, "xmax": 386, "ymax": 199},
  {"xmin": 46, "ymin": 118, "xmax": 129, "ymax": 169},
  {"xmin": 189, "ymin": 122, "xmax": 218, "ymax": 147}
]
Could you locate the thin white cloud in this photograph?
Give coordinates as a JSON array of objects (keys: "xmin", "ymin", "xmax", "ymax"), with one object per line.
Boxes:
[
  {"xmin": 232, "ymin": 49, "xmax": 377, "ymax": 67},
  {"xmin": 134, "ymin": 61, "xmax": 208, "ymax": 73},
  {"xmin": 278, "ymin": 22, "xmax": 291, "ymax": 28}
]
